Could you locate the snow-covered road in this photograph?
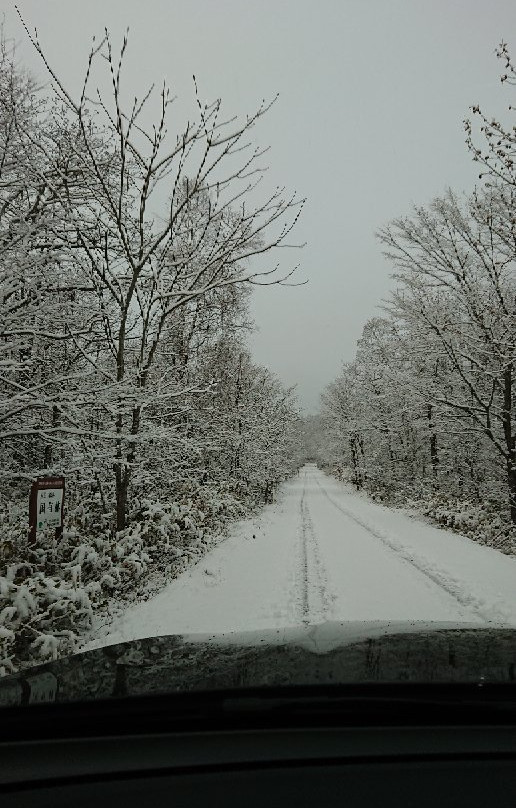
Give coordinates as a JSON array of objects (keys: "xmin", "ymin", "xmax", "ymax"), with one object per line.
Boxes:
[{"xmin": 84, "ymin": 464, "xmax": 516, "ymax": 649}]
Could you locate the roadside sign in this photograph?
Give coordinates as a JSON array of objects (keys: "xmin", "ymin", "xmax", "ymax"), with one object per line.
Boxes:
[{"xmin": 29, "ymin": 476, "xmax": 65, "ymax": 545}]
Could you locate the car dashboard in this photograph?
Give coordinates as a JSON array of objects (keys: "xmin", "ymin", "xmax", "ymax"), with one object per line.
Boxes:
[{"xmin": 1, "ymin": 683, "xmax": 516, "ymax": 807}]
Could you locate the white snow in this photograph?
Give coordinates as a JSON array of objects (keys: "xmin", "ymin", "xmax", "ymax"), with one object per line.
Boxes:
[{"xmin": 82, "ymin": 465, "xmax": 516, "ymax": 651}]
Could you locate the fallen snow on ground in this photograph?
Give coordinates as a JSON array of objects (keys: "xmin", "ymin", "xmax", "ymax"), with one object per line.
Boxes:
[{"xmin": 82, "ymin": 465, "xmax": 516, "ymax": 650}]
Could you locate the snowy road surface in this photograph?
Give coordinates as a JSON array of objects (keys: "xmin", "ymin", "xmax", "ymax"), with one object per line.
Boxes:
[{"xmin": 84, "ymin": 464, "xmax": 516, "ymax": 649}]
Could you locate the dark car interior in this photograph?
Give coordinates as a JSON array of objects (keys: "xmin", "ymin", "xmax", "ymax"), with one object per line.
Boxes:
[{"xmin": 2, "ymin": 682, "xmax": 516, "ymax": 807}]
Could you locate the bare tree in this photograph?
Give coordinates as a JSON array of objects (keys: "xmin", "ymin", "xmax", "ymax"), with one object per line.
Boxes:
[
  {"xmin": 16, "ymin": 20, "xmax": 305, "ymax": 530},
  {"xmin": 378, "ymin": 189, "xmax": 516, "ymax": 521}
]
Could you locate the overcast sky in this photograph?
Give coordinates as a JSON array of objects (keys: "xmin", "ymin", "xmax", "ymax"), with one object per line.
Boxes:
[{"xmin": 4, "ymin": 0, "xmax": 516, "ymax": 411}]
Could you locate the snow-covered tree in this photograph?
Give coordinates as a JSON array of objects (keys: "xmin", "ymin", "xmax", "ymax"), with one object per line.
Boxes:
[
  {"xmin": 378, "ymin": 188, "xmax": 516, "ymax": 521},
  {"xmin": 0, "ymin": 22, "xmax": 304, "ymax": 674}
]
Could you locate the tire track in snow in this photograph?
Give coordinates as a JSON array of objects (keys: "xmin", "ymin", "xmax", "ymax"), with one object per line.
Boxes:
[
  {"xmin": 298, "ymin": 471, "xmax": 332, "ymax": 625},
  {"xmin": 298, "ymin": 486, "xmax": 310, "ymax": 624},
  {"xmin": 313, "ymin": 472, "xmax": 499, "ymax": 625}
]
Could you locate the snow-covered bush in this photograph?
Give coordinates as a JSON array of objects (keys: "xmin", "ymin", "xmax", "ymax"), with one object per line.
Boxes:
[
  {"xmin": 0, "ymin": 461, "xmax": 295, "ymax": 675},
  {"xmin": 0, "ymin": 563, "xmax": 92, "ymax": 676},
  {"xmin": 414, "ymin": 495, "xmax": 516, "ymax": 555}
]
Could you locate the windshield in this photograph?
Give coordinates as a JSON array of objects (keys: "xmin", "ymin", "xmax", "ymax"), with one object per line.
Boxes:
[{"xmin": 2, "ymin": 0, "xmax": 516, "ymax": 696}]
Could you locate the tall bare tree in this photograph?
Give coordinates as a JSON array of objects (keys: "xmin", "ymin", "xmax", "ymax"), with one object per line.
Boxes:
[{"xmin": 16, "ymin": 20, "xmax": 304, "ymax": 529}]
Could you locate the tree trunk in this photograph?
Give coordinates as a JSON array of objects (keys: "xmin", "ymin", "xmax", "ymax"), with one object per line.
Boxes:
[
  {"xmin": 358, "ymin": 435, "xmax": 367, "ymax": 484},
  {"xmin": 114, "ymin": 399, "xmax": 128, "ymax": 532},
  {"xmin": 350, "ymin": 438, "xmax": 361, "ymax": 489},
  {"xmin": 44, "ymin": 405, "xmax": 60, "ymax": 468},
  {"xmin": 507, "ymin": 461, "xmax": 516, "ymax": 525},
  {"xmin": 115, "ymin": 466, "xmax": 129, "ymax": 533},
  {"xmin": 427, "ymin": 404, "xmax": 439, "ymax": 485},
  {"xmin": 502, "ymin": 363, "xmax": 516, "ymax": 525}
]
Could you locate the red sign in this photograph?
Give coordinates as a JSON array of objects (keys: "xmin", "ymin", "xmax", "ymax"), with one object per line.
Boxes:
[{"xmin": 28, "ymin": 477, "xmax": 65, "ymax": 545}]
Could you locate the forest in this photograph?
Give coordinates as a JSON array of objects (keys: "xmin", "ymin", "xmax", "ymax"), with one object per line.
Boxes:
[
  {"xmin": 322, "ymin": 42, "xmax": 516, "ymax": 556},
  {"xmin": 0, "ymin": 27, "xmax": 302, "ymax": 675}
]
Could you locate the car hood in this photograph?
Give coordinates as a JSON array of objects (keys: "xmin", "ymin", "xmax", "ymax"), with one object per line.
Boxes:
[{"xmin": 1, "ymin": 620, "xmax": 516, "ymax": 705}]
